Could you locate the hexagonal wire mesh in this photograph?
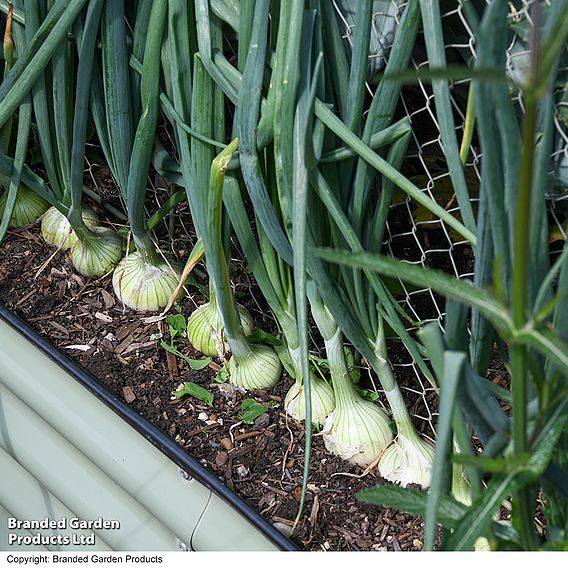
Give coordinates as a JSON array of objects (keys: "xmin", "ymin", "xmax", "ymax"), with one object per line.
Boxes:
[{"xmin": 332, "ymin": 0, "xmax": 568, "ymax": 473}]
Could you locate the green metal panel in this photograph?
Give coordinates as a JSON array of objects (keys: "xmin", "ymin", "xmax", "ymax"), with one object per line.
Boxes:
[
  {"xmin": 0, "ymin": 505, "xmax": 47, "ymax": 551},
  {"xmin": 0, "ymin": 318, "xmax": 211, "ymax": 544},
  {"xmin": 191, "ymin": 493, "xmax": 279, "ymax": 551},
  {"xmin": 0, "ymin": 448, "xmax": 111, "ymax": 551},
  {"xmin": 0, "ymin": 317, "xmax": 279, "ymax": 551},
  {"xmin": 0, "ymin": 382, "xmax": 181, "ymax": 550}
]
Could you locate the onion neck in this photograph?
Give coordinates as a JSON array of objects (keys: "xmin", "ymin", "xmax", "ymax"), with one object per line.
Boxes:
[
  {"xmin": 284, "ymin": 321, "xmax": 305, "ymax": 382},
  {"xmin": 323, "ymin": 327, "xmax": 358, "ymax": 410},
  {"xmin": 67, "ymin": 205, "xmax": 92, "ymax": 242},
  {"xmin": 132, "ymin": 231, "xmax": 161, "ymax": 265},
  {"xmin": 288, "ymin": 344, "xmax": 303, "ymax": 381},
  {"xmin": 208, "ymin": 286, "xmax": 218, "ymax": 311},
  {"xmin": 226, "ymin": 332, "xmax": 254, "ymax": 361},
  {"xmin": 383, "ymin": 383, "xmax": 418, "ymax": 442},
  {"xmin": 308, "ymin": 285, "xmax": 357, "ymax": 408},
  {"xmin": 372, "ymin": 342, "xmax": 419, "ymax": 440}
]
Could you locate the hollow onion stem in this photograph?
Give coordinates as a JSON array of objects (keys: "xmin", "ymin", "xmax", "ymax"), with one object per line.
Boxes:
[
  {"xmin": 205, "ymin": 139, "xmax": 280, "ymax": 389},
  {"xmin": 67, "ymin": 0, "xmax": 104, "ymax": 242},
  {"xmin": 207, "ymin": 140, "xmax": 245, "ymax": 344},
  {"xmin": 309, "ymin": 284, "xmax": 392, "ymax": 465},
  {"xmin": 126, "ymin": 0, "xmax": 167, "ymax": 265},
  {"xmin": 507, "ymin": 2, "xmax": 543, "ymax": 548}
]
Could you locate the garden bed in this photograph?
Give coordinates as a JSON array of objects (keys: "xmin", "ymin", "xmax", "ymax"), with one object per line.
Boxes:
[
  {"xmin": 0, "ymin": 222, "xmax": 427, "ymax": 552},
  {"xmin": 1, "ymin": 0, "xmax": 567, "ymax": 553}
]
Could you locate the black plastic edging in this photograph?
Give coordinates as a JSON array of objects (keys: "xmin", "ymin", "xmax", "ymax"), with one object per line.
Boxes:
[{"xmin": 0, "ymin": 303, "xmax": 298, "ymax": 552}]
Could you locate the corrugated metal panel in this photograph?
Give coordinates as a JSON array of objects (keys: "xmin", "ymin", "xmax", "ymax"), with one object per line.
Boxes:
[
  {"xmin": 0, "ymin": 382, "xmax": 181, "ymax": 550},
  {"xmin": 0, "ymin": 318, "xmax": 211, "ymax": 543},
  {"xmin": 0, "ymin": 316, "xmax": 281, "ymax": 551},
  {"xmin": 0, "ymin": 447, "xmax": 111, "ymax": 551},
  {"xmin": 0, "ymin": 504, "xmax": 47, "ymax": 551}
]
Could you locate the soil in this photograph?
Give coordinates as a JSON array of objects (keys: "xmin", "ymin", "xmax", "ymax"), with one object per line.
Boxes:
[{"xmin": 0, "ymin": 221, "xmax": 430, "ymax": 552}]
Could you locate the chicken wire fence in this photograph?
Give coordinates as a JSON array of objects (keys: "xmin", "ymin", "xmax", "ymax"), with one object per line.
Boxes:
[
  {"xmin": 82, "ymin": 0, "xmax": 567, "ymax": 456},
  {"xmin": 333, "ymin": 0, "xmax": 568, "ymax": 449}
]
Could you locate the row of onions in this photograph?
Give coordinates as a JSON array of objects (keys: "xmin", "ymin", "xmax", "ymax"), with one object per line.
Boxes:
[{"xmin": 0, "ymin": 0, "xmax": 506, "ymax": 499}]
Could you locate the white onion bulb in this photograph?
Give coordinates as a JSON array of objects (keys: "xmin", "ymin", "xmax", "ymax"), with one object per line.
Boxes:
[
  {"xmin": 112, "ymin": 250, "xmax": 183, "ymax": 311},
  {"xmin": 70, "ymin": 226, "xmax": 122, "ymax": 277},
  {"xmin": 186, "ymin": 301, "xmax": 254, "ymax": 357},
  {"xmin": 226, "ymin": 343, "xmax": 282, "ymax": 390},
  {"xmin": 452, "ymin": 463, "xmax": 492, "ymax": 551},
  {"xmin": 322, "ymin": 397, "xmax": 394, "ymax": 467},
  {"xmin": 377, "ymin": 385, "xmax": 435, "ymax": 488},
  {"xmin": 452, "ymin": 463, "xmax": 472, "ymax": 506},
  {"xmin": 41, "ymin": 205, "xmax": 98, "ymax": 250},
  {"xmin": 284, "ymin": 375, "xmax": 335, "ymax": 426},
  {"xmin": 378, "ymin": 429, "xmax": 435, "ymax": 489},
  {"xmin": 0, "ymin": 186, "xmax": 49, "ymax": 227}
]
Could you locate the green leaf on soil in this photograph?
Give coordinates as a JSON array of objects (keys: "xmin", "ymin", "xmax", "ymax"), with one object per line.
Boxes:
[
  {"xmin": 173, "ymin": 382, "xmax": 214, "ymax": 406},
  {"xmin": 213, "ymin": 366, "xmax": 229, "ymax": 383},
  {"xmin": 160, "ymin": 341, "xmax": 212, "ymax": 370},
  {"xmin": 357, "ymin": 485, "xmax": 467, "ymax": 527},
  {"xmin": 241, "ymin": 398, "xmax": 267, "ymax": 424},
  {"xmin": 166, "ymin": 313, "xmax": 187, "ymax": 341},
  {"xmin": 356, "ymin": 484, "xmax": 519, "ymax": 544}
]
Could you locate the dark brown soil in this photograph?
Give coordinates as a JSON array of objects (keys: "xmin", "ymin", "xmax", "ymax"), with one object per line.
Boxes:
[{"xmin": 0, "ymin": 222, "xmax": 427, "ymax": 552}]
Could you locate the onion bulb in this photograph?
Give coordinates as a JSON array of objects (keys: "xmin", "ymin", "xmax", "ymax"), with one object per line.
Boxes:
[
  {"xmin": 377, "ymin": 428, "xmax": 435, "ymax": 489},
  {"xmin": 225, "ymin": 342, "xmax": 282, "ymax": 390},
  {"xmin": 0, "ymin": 186, "xmax": 49, "ymax": 227},
  {"xmin": 41, "ymin": 205, "xmax": 98, "ymax": 250},
  {"xmin": 282, "ymin": 343, "xmax": 335, "ymax": 426},
  {"xmin": 452, "ymin": 462, "xmax": 472, "ymax": 506},
  {"xmin": 284, "ymin": 375, "xmax": 335, "ymax": 427},
  {"xmin": 377, "ymin": 386, "xmax": 435, "ymax": 488},
  {"xmin": 307, "ymin": 292, "xmax": 392, "ymax": 465},
  {"xmin": 186, "ymin": 300, "xmax": 254, "ymax": 357},
  {"xmin": 70, "ymin": 226, "xmax": 122, "ymax": 278},
  {"xmin": 320, "ymin": 329, "xmax": 393, "ymax": 466},
  {"xmin": 452, "ymin": 462, "xmax": 492, "ymax": 551},
  {"xmin": 112, "ymin": 250, "xmax": 183, "ymax": 311},
  {"xmin": 322, "ymin": 396, "xmax": 394, "ymax": 467}
]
